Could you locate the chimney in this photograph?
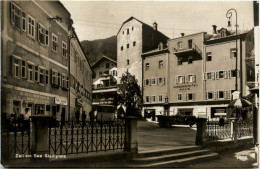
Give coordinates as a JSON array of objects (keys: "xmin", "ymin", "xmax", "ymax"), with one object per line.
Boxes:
[
  {"xmin": 181, "ymin": 33, "xmax": 185, "ymax": 37},
  {"xmin": 212, "ymin": 25, "xmax": 217, "ymax": 34},
  {"xmin": 153, "ymin": 22, "xmax": 158, "ymax": 30},
  {"xmin": 158, "ymin": 42, "xmax": 163, "ymax": 50}
]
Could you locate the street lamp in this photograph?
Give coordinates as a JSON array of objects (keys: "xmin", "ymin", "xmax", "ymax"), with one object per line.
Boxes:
[{"xmin": 226, "ymin": 8, "xmax": 238, "ymax": 92}]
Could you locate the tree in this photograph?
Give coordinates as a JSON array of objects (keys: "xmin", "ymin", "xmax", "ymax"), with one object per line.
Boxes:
[{"xmin": 117, "ymin": 71, "xmax": 142, "ymax": 117}]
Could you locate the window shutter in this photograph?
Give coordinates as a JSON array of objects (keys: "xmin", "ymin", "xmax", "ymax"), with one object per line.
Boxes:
[
  {"xmin": 224, "ymin": 91, "xmax": 227, "ymax": 99},
  {"xmin": 163, "ymin": 78, "xmax": 165, "ymax": 85},
  {"xmin": 175, "ymin": 76, "xmax": 178, "ymax": 83},
  {"xmin": 213, "ymin": 92, "xmax": 215, "ymax": 100},
  {"xmin": 224, "ymin": 71, "xmax": 228, "ymax": 79},
  {"xmin": 186, "ymin": 93, "xmax": 188, "ymax": 101},
  {"xmin": 215, "ymin": 71, "xmax": 219, "ymax": 80},
  {"xmin": 228, "ymin": 91, "xmax": 231, "ymax": 99},
  {"xmin": 193, "ymin": 93, "xmax": 196, "ymax": 101},
  {"xmin": 157, "ymin": 78, "xmax": 159, "ymax": 85},
  {"xmin": 228, "ymin": 70, "xmax": 231, "ymax": 79},
  {"xmin": 149, "ymin": 79, "xmax": 151, "ymax": 86},
  {"xmin": 193, "ymin": 75, "xmax": 196, "ymax": 83},
  {"xmin": 211, "ymin": 72, "xmax": 215, "ymax": 80},
  {"xmin": 204, "ymin": 73, "xmax": 207, "ymax": 80},
  {"xmin": 185, "ymin": 75, "xmax": 188, "ymax": 83},
  {"xmin": 206, "ymin": 92, "xmax": 208, "ymax": 100},
  {"xmin": 10, "ymin": 56, "xmax": 14, "ymax": 76},
  {"xmin": 37, "ymin": 23, "xmax": 40, "ymax": 41},
  {"xmin": 144, "ymin": 80, "xmax": 146, "ymax": 86}
]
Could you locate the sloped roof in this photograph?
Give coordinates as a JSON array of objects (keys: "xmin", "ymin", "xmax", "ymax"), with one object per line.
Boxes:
[
  {"xmin": 91, "ymin": 55, "xmax": 117, "ymax": 68},
  {"xmin": 116, "ymin": 16, "xmax": 169, "ymax": 39}
]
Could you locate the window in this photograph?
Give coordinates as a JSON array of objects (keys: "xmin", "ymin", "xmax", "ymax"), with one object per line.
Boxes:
[
  {"xmin": 121, "ymin": 46, "xmax": 123, "ymax": 51},
  {"xmin": 220, "ymin": 30, "xmax": 226, "ymax": 37},
  {"xmin": 34, "ymin": 66, "xmax": 39, "ymax": 82},
  {"xmin": 39, "ymin": 68, "xmax": 45, "ymax": 84},
  {"xmin": 188, "ymin": 39, "xmax": 192, "ymax": 49},
  {"xmin": 144, "ymin": 79, "xmax": 150, "ymax": 86},
  {"xmin": 104, "ymin": 70, "xmax": 109, "ymax": 75},
  {"xmin": 21, "ymin": 60, "xmax": 26, "ymax": 78},
  {"xmin": 27, "ymin": 63, "xmax": 34, "ymax": 81},
  {"xmin": 45, "ymin": 70, "xmax": 49, "ymax": 84},
  {"xmin": 28, "ymin": 15, "xmax": 35, "ymax": 38},
  {"xmin": 178, "ymin": 57, "xmax": 183, "ymax": 65},
  {"xmin": 51, "ymin": 70, "xmax": 58, "ymax": 86},
  {"xmin": 12, "ymin": 56, "xmax": 21, "ymax": 78},
  {"xmin": 145, "ymin": 63, "xmax": 149, "ymax": 71},
  {"xmin": 152, "ymin": 96, "xmax": 156, "ymax": 102},
  {"xmin": 38, "ymin": 23, "xmax": 46, "ymax": 45},
  {"xmin": 219, "ymin": 71, "xmax": 224, "ymax": 78},
  {"xmin": 62, "ymin": 42, "xmax": 67, "ymax": 57},
  {"xmin": 158, "ymin": 77, "xmax": 165, "ymax": 85},
  {"xmin": 132, "ymin": 26, "xmax": 134, "ymax": 30},
  {"xmin": 127, "ymin": 28, "xmax": 129, "ymax": 34},
  {"xmin": 219, "ymin": 91, "xmax": 224, "ymax": 99},
  {"xmin": 45, "ymin": 30, "xmax": 49, "ymax": 46},
  {"xmin": 22, "ymin": 12, "xmax": 26, "ymax": 31},
  {"xmin": 176, "ymin": 76, "xmax": 185, "ymax": 83},
  {"xmin": 159, "ymin": 95, "xmax": 163, "ymax": 102},
  {"xmin": 188, "ymin": 56, "xmax": 193, "ymax": 64},
  {"xmin": 52, "ymin": 33, "xmax": 58, "ymax": 52},
  {"xmin": 159, "ymin": 60, "xmax": 163, "ymax": 69},
  {"xmin": 178, "ymin": 41, "xmax": 182, "ymax": 49},
  {"xmin": 127, "ymin": 44, "xmax": 129, "ymax": 49},
  {"xmin": 207, "ymin": 91, "xmax": 214, "ymax": 100},
  {"xmin": 57, "ymin": 73, "xmax": 61, "ymax": 86},
  {"xmin": 106, "ymin": 63, "xmax": 109, "ymax": 69},
  {"xmin": 10, "ymin": 3, "xmax": 21, "ymax": 29},
  {"xmin": 230, "ymin": 69, "xmax": 237, "ymax": 78},
  {"xmin": 177, "ymin": 94, "xmax": 182, "ymax": 101},
  {"xmin": 231, "ymin": 48, "xmax": 237, "ymax": 58},
  {"xmin": 206, "ymin": 52, "xmax": 212, "ymax": 61},
  {"xmin": 99, "ymin": 72, "xmax": 102, "ymax": 77},
  {"xmin": 187, "ymin": 93, "xmax": 194, "ymax": 101},
  {"xmin": 133, "ymin": 41, "xmax": 136, "ymax": 47},
  {"xmin": 146, "ymin": 96, "xmax": 150, "ymax": 103},
  {"xmin": 186, "ymin": 75, "xmax": 196, "ymax": 83},
  {"xmin": 127, "ymin": 59, "xmax": 129, "ymax": 65},
  {"xmin": 151, "ymin": 78, "xmax": 156, "ymax": 85},
  {"xmin": 122, "ymin": 31, "xmax": 124, "ymax": 35}
]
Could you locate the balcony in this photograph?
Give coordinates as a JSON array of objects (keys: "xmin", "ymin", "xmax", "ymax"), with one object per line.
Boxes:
[
  {"xmin": 92, "ymin": 98, "xmax": 115, "ymax": 105},
  {"xmin": 173, "ymin": 43, "xmax": 201, "ymax": 56}
]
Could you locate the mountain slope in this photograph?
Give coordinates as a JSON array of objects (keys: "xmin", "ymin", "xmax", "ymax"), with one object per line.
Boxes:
[{"xmin": 81, "ymin": 36, "xmax": 117, "ymax": 65}]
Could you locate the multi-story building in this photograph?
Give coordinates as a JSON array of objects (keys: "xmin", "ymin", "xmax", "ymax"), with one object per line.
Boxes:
[
  {"xmin": 117, "ymin": 17, "xmax": 169, "ymax": 87},
  {"xmin": 142, "ymin": 43, "xmax": 169, "ymax": 120},
  {"xmin": 203, "ymin": 26, "xmax": 254, "ymax": 119},
  {"xmin": 142, "ymin": 26, "xmax": 255, "ymax": 120},
  {"xmin": 91, "ymin": 55, "xmax": 117, "ymax": 110},
  {"xmin": 69, "ymin": 28, "xmax": 92, "ymax": 120},
  {"xmin": 1, "ymin": 1, "xmax": 72, "ymax": 120}
]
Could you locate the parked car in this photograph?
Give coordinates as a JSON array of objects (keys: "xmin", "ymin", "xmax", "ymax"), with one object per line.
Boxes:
[
  {"xmin": 96, "ymin": 105, "xmax": 116, "ymax": 121},
  {"xmin": 157, "ymin": 114, "xmax": 197, "ymax": 128}
]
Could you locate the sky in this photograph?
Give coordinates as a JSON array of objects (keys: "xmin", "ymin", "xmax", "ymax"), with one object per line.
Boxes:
[{"xmin": 61, "ymin": 1, "xmax": 255, "ymax": 41}]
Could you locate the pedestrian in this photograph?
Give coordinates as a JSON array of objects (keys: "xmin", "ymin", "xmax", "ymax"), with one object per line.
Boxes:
[
  {"xmin": 219, "ymin": 116, "xmax": 225, "ymax": 127},
  {"xmin": 82, "ymin": 111, "xmax": 86, "ymax": 124},
  {"xmin": 23, "ymin": 108, "xmax": 31, "ymax": 130}
]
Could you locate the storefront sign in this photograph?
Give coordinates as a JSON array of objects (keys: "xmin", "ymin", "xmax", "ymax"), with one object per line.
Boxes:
[
  {"xmin": 173, "ymin": 83, "xmax": 198, "ymax": 91},
  {"xmin": 55, "ymin": 97, "xmax": 67, "ymax": 105}
]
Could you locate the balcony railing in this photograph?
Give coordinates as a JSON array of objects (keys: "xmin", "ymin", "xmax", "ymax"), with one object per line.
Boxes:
[
  {"xmin": 173, "ymin": 43, "xmax": 202, "ymax": 55},
  {"xmin": 93, "ymin": 84, "xmax": 117, "ymax": 90}
]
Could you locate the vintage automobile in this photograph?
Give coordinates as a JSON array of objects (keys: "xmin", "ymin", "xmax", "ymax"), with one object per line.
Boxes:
[
  {"xmin": 96, "ymin": 105, "xmax": 116, "ymax": 121},
  {"xmin": 157, "ymin": 114, "xmax": 197, "ymax": 128}
]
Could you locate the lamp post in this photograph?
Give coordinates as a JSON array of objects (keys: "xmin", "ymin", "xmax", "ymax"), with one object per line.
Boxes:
[{"xmin": 226, "ymin": 8, "xmax": 238, "ymax": 92}]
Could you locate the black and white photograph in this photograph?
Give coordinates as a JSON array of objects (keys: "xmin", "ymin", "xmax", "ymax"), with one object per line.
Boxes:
[{"xmin": 1, "ymin": 0, "xmax": 259, "ymax": 168}]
